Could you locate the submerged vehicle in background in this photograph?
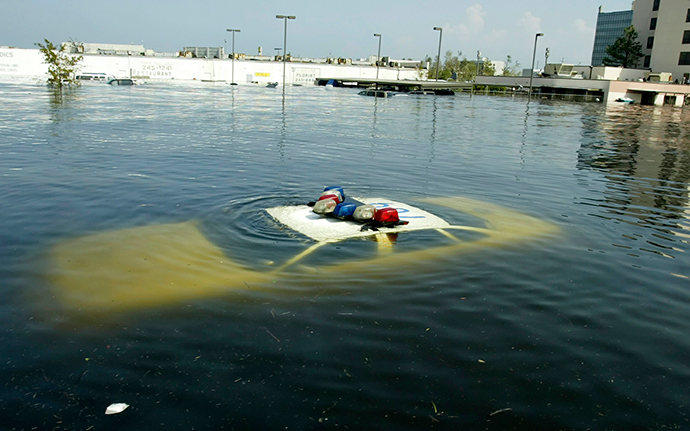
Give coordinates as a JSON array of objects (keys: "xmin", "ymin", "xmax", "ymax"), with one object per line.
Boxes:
[
  {"xmin": 358, "ymin": 89, "xmax": 396, "ymax": 98},
  {"xmin": 615, "ymin": 97, "xmax": 635, "ymax": 104},
  {"xmin": 75, "ymin": 72, "xmax": 113, "ymax": 81},
  {"xmin": 108, "ymin": 78, "xmax": 136, "ymax": 86}
]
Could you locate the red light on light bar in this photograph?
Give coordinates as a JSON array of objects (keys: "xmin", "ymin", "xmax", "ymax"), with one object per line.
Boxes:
[
  {"xmin": 318, "ymin": 194, "xmax": 341, "ymax": 204},
  {"xmin": 374, "ymin": 207, "xmax": 400, "ymax": 225}
]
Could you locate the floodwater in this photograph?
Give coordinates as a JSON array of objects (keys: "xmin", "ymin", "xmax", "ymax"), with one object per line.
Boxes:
[{"xmin": 1, "ymin": 80, "xmax": 689, "ymax": 430}]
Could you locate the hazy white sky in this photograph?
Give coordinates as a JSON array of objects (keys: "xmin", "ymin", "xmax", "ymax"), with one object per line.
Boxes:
[{"xmin": 1, "ymin": 0, "xmax": 634, "ymax": 67}]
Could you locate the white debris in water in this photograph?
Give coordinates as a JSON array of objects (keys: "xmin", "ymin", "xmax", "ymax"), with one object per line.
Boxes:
[{"xmin": 105, "ymin": 403, "xmax": 130, "ymax": 415}]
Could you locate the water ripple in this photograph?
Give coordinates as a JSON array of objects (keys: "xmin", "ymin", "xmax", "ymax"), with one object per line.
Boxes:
[{"xmin": 1, "ymin": 82, "xmax": 690, "ymax": 430}]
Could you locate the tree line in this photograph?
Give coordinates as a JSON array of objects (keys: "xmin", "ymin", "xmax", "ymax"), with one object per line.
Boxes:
[
  {"xmin": 423, "ymin": 25, "xmax": 646, "ymax": 82},
  {"xmin": 424, "ymin": 51, "xmax": 522, "ymax": 80}
]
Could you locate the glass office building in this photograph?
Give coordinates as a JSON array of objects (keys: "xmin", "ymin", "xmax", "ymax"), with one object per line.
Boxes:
[{"xmin": 591, "ymin": 8, "xmax": 634, "ymax": 66}]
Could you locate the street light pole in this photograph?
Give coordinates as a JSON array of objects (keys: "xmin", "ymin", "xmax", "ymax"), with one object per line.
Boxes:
[
  {"xmin": 528, "ymin": 33, "xmax": 544, "ymax": 103},
  {"xmin": 226, "ymin": 28, "xmax": 240, "ymax": 85},
  {"xmin": 374, "ymin": 34, "xmax": 382, "ymax": 81},
  {"xmin": 472, "ymin": 50, "xmax": 481, "ymax": 96},
  {"xmin": 276, "ymin": 15, "xmax": 295, "ymax": 89},
  {"xmin": 433, "ymin": 27, "xmax": 442, "ymax": 81},
  {"xmin": 476, "ymin": 50, "xmax": 481, "ymax": 80}
]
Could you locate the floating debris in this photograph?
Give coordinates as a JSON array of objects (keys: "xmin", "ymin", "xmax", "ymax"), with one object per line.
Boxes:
[
  {"xmin": 105, "ymin": 403, "xmax": 129, "ymax": 415},
  {"xmin": 488, "ymin": 407, "xmax": 512, "ymax": 417}
]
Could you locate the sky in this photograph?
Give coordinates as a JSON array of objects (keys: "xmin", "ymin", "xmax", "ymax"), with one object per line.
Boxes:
[{"xmin": 1, "ymin": 0, "xmax": 635, "ymax": 68}]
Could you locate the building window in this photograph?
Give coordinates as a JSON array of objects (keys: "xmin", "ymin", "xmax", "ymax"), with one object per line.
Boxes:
[
  {"xmin": 644, "ymin": 55, "xmax": 651, "ymax": 68},
  {"xmin": 650, "ymin": 17, "xmax": 657, "ymax": 30},
  {"xmin": 684, "ymin": 31, "xmax": 690, "ymax": 44},
  {"xmin": 653, "ymin": 0, "xmax": 660, "ymax": 11},
  {"xmin": 679, "ymin": 52, "xmax": 690, "ymax": 65},
  {"xmin": 687, "ymin": 9, "xmax": 690, "ymax": 22},
  {"xmin": 648, "ymin": 36, "xmax": 655, "ymax": 48}
]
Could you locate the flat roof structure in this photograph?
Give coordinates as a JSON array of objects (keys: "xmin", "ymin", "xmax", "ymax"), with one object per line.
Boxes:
[
  {"xmin": 476, "ymin": 75, "xmax": 690, "ymax": 106},
  {"xmin": 315, "ymin": 77, "xmax": 471, "ymax": 92}
]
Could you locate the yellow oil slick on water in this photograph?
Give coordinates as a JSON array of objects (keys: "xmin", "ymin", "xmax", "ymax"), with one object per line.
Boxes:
[{"xmin": 47, "ymin": 197, "xmax": 560, "ymax": 314}]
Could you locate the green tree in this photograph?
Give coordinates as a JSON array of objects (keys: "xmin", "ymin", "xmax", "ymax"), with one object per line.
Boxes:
[
  {"xmin": 502, "ymin": 55, "xmax": 521, "ymax": 76},
  {"xmin": 457, "ymin": 58, "xmax": 475, "ymax": 81},
  {"xmin": 443, "ymin": 50, "xmax": 462, "ymax": 79},
  {"xmin": 480, "ymin": 58, "xmax": 495, "ymax": 76},
  {"xmin": 428, "ymin": 53, "xmax": 446, "ymax": 80},
  {"xmin": 425, "ymin": 51, "xmax": 495, "ymax": 80},
  {"xmin": 427, "ymin": 51, "xmax": 462, "ymax": 80},
  {"xmin": 35, "ymin": 39, "xmax": 83, "ymax": 88},
  {"xmin": 418, "ymin": 56, "xmax": 433, "ymax": 79},
  {"xmin": 602, "ymin": 25, "xmax": 643, "ymax": 68}
]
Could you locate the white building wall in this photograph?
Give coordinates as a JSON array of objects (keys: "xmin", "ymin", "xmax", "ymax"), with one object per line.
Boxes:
[
  {"xmin": 650, "ymin": 0, "xmax": 690, "ymax": 81},
  {"xmin": 572, "ymin": 65, "xmax": 648, "ymax": 81},
  {"xmin": 0, "ymin": 47, "xmax": 422, "ymax": 85},
  {"xmin": 633, "ymin": 0, "xmax": 690, "ymax": 81},
  {"xmin": 0, "ymin": 48, "xmax": 44, "ymax": 78},
  {"xmin": 632, "ymin": 0, "xmax": 654, "ymax": 67}
]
